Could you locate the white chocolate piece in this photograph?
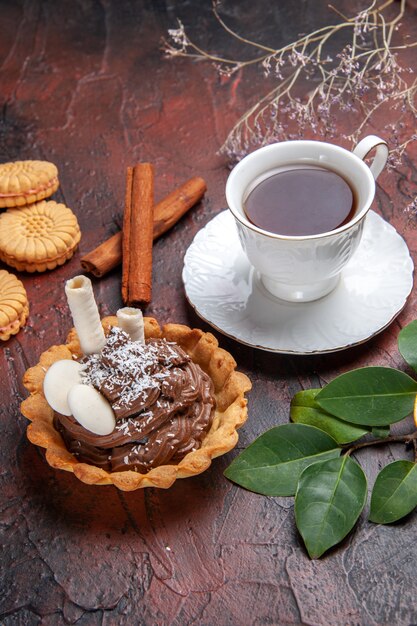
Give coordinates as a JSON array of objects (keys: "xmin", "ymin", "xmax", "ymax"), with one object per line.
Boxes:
[
  {"xmin": 116, "ymin": 307, "xmax": 145, "ymax": 343},
  {"xmin": 43, "ymin": 359, "xmax": 84, "ymax": 416},
  {"xmin": 65, "ymin": 275, "xmax": 106, "ymax": 354},
  {"xmin": 67, "ymin": 384, "xmax": 116, "ymax": 435}
]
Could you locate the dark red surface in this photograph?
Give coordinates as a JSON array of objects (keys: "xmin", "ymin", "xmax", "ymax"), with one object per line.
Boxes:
[{"xmin": 1, "ymin": 1, "xmax": 417, "ymax": 624}]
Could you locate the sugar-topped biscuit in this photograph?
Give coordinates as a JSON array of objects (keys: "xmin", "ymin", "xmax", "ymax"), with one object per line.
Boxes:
[
  {"xmin": 0, "ymin": 269, "xmax": 29, "ymax": 340},
  {"xmin": 0, "ymin": 160, "xmax": 59, "ymax": 208},
  {"xmin": 0, "ymin": 200, "xmax": 81, "ymax": 272}
]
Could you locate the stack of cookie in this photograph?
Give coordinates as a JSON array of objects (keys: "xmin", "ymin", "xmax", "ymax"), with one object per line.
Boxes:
[
  {"xmin": 0, "ymin": 269, "xmax": 29, "ymax": 340},
  {"xmin": 0, "ymin": 160, "xmax": 81, "ymax": 271},
  {"xmin": 0, "ymin": 160, "xmax": 81, "ymax": 339}
]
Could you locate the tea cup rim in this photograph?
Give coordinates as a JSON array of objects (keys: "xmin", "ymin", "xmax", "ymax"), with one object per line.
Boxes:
[{"xmin": 225, "ymin": 139, "xmax": 376, "ymax": 241}]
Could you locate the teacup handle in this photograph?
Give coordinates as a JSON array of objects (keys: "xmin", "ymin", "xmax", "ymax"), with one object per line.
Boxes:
[{"xmin": 352, "ymin": 135, "xmax": 389, "ymax": 181}]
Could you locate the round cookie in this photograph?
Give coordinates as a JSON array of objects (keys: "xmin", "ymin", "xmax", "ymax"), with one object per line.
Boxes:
[
  {"xmin": 0, "ymin": 160, "xmax": 59, "ymax": 208},
  {"xmin": 0, "ymin": 270, "xmax": 29, "ymax": 340},
  {"xmin": 0, "ymin": 200, "xmax": 81, "ymax": 272}
]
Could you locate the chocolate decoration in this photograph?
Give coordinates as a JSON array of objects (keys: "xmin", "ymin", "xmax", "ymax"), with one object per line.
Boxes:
[{"xmin": 54, "ymin": 327, "xmax": 215, "ymax": 472}]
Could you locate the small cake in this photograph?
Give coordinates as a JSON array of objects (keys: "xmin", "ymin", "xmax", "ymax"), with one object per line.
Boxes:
[
  {"xmin": 0, "ymin": 200, "xmax": 81, "ymax": 272},
  {"xmin": 0, "ymin": 160, "xmax": 59, "ymax": 208},
  {"xmin": 0, "ymin": 269, "xmax": 29, "ymax": 340},
  {"xmin": 21, "ymin": 276, "xmax": 251, "ymax": 490}
]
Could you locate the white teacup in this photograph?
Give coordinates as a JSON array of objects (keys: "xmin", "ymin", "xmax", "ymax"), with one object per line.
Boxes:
[{"xmin": 225, "ymin": 136, "xmax": 388, "ymax": 302}]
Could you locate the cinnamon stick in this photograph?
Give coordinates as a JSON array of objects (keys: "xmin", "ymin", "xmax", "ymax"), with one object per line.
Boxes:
[
  {"xmin": 121, "ymin": 164, "xmax": 154, "ymax": 306},
  {"xmin": 80, "ymin": 176, "xmax": 207, "ymax": 277}
]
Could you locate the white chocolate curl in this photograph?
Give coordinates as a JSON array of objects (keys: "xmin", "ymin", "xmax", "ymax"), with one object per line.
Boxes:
[
  {"xmin": 116, "ymin": 307, "xmax": 145, "ymax": 343},
  {"xmin": 65, "ymin": 275, "xmax": 106, "ymax": 354}
]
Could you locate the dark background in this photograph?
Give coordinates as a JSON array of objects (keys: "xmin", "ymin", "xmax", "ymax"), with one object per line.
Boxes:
[{"xmin": 1, "ymin": 1, "xmax": 417, "ymax": 624}]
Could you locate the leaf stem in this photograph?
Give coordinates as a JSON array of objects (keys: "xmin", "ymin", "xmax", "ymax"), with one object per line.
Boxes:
[{"xmin": 343, "ymin": 431, "xmax": 417, "ymax": 456}]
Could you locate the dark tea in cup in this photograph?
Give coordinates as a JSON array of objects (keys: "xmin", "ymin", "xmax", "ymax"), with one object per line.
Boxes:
[
  {"xmin": 226, "ymin": 137, "xmax": 388, "ymax": 301},
  {"xmin": 243, "ymin": 165, "xmax": 355, "ymax": 236}
]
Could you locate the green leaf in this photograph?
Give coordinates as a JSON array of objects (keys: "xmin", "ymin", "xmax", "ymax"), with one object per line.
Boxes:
[
  {"xmin": 316, "ymin": 366, "xmax": 417, "ymax": 426},
  {"xmin": 371, "ymin": 426, "xmax": 390, "ymax": 439},
  {"xmin": 291, "ymin": 389, "xmax": 369, "ymax": 444},
  {"xmin": 370, "ymin": 460, "xmax": 417, "ymax": 524},
  {"xmin": 224, "ymin": 424, "xmax": 340, "ymax": 496},
  {"xmin": 398, "ymin": 320, "xmax": 417, "ymax": 373},
  {"xmin": 295, "ymin": 455, "xmax": 367, "ymax": 559}
]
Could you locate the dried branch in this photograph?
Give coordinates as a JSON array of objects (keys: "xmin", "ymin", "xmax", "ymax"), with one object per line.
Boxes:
[{"xmin": 164, "ymin": 0, "xmax": 417, "ymax": 166}]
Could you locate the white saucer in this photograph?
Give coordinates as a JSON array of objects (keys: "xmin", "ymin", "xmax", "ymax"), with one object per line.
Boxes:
[{"xmin": 182, "ymin": 210, "xmax": 414, "ymax": 354}]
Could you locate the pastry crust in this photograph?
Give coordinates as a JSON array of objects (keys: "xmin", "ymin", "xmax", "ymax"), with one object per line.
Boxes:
[
  {"xmin": 0, "ymin": 160, "xmax": 59, "ymax": 208},
  {"xmin": 21, "ymin": 317, "xmax": 251, "ymax": 490}
]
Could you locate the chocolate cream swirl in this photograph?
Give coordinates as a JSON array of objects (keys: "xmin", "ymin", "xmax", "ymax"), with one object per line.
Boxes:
[{"xmin": 54, "ymin": 327, "xmax": 215, "ymax": 472}]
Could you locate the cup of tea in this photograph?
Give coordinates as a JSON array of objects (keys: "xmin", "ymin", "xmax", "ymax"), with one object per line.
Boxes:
[{"xmin": 225, "ymin": 136, "xmax": 388, "ymax": 302}]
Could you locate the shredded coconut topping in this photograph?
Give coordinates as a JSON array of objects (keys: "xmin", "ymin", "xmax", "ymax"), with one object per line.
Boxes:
[{"xmin": 81, "ymin": 327, "xmax": 186, "ymax": 413}]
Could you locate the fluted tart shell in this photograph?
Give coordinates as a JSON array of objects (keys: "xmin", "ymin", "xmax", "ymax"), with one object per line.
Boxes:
[{"xmin": 21, "ymin": 316, "xmax": 251, "ymax": 491}]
